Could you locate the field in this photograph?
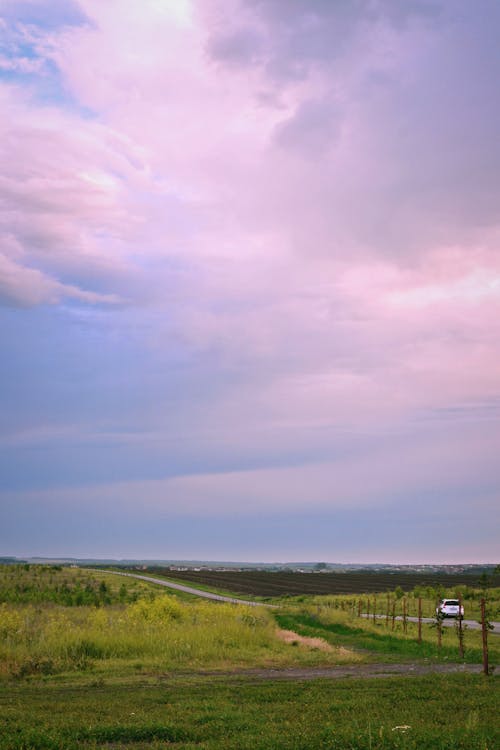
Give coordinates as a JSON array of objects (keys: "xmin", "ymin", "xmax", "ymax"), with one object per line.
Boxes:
[
  {"xmin": 0, "ymin": 564, "xmax": 498, "ymax": 749},
  {"xmin": 137, "ymin": 566, "xmax": 500, "ymax": 599},
  {"xmin": 0, "ymin": 566, "xmax": 359, "ymax": 680},
  {"xmin": 1, "ymin": 674, "xmax": 498, "ymax": 749}
]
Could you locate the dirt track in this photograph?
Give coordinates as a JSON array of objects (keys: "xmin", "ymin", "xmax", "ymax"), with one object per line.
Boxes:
[{"xmin": 157, "ymin": 662, "xmax": 488, "ymax": 683}]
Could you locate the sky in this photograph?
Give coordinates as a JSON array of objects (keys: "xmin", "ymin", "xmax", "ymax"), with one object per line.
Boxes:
[{"xmin": 1, "ymin": 0, "xmax": 499, "ymax": 564}]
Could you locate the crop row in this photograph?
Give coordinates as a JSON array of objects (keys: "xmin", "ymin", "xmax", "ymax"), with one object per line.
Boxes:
[{"xmin": 144, "ymin": 568, "xmax": 500, "ymax": 597}]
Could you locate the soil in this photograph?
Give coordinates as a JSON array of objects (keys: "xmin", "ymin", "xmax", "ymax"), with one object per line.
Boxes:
[{"xmin": 183, "ymin": 662, "xmax": 485, "ymax": 682}]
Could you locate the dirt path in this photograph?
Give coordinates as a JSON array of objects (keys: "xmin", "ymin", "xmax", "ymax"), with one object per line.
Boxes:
[{"xmin": 169, "ymin": 662, "xmax": 486, "ymax": 683}]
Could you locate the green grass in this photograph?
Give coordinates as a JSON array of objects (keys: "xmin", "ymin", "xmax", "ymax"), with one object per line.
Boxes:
[
  {"xmin": 0, "ymin": 596, "xmax": 361, "ymax": 680},
  {"xmin": 274, "ymin": 610, "xmax": 499, "ymax": 665},
  {"xmin": 89, "ymin": 569, "xmax": 203, "ymax": 602},
  {"xmin": 0, "ymin": 673, "xmax": 497, "ymax": 749},
  {"xmin": 0, "ymin": 565, "xmax": 171, "ymax": 606},
  {"xmin": 0, "ymin": 566, "xmax": 498, "ymax": 748}
]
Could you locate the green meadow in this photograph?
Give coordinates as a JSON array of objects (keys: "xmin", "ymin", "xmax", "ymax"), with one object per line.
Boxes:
[
  {"xmin": 1, "ymin": 673, "xmax": 498, "ymax": 750},
  {"xmin": 0, "ymin": 565, "xmax": 498, "ymax": 749}
]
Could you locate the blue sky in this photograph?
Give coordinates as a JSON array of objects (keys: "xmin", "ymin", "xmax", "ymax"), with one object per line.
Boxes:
[{"xmin": 1, "ymin": 0, "xmax": 499, "ymax": 563}]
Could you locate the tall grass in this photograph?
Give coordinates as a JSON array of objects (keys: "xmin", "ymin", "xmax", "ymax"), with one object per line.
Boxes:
[{"xmin": 0, "ymin": 596, "xmax": 357, "ymax": 678}]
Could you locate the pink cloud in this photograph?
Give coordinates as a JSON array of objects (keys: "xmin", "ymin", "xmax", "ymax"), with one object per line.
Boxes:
[
  {"xmin": 0, "ymin": 83, "xmax": 151, "ymax": 305},
  {"xmin": 0, "ymin": 252, "xmax": 119, "ymax": 306},
  {"xmin": 1, "ymin": 0, "xmax": 499, "ymax": 514}
]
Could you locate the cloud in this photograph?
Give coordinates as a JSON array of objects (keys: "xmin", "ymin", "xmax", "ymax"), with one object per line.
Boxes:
[
  {"xmin": 273, "ymin": 96, "xmax": 342, "ymax": 157},
  {"xmin": 0, "ymin": 83, "xmax": 154, "ymax": 305},
  {"xmin": 206, "ymin": 26, "xmax": 264, "ymax": 67},
  {"xmin": 204, "ymin": 0, "xmax": 500, "ymax": 260},
  {"xmin": 0, "ymin": 252, "xmax": 120, "ymax": 307},
  {"xmin": 0, "ymin": 0, "xmax": 89, "ymax": 29},
  {"xmin": 0, "ymin": 54, "xmax": 44, "ymax": 73},
  {"xmin": 207, "ymin": 0, "xmax": 442, "ymax": 80},
  {"xmin": 0, "ymin": 0, "xmax": 499, "ymax": 560},
  {"xmin": 2, "ymin": 417, "xmax": 498, "ymax": 519}
]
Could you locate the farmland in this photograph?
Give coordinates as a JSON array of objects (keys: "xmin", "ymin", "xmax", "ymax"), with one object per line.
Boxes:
[
  {"xmin": 135, "ymin": 566, "xmax": 500, "ymax": 599},
  {"xmin": 0, "ymin": 564, "xmax": 498, "ymax": 749}
]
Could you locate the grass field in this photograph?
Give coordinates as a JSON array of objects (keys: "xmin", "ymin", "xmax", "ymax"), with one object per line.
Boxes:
[
  {"xmin": 0, "ymin": 565, "xmax": 498, "ymax": 749},
  {"xmin": 0, "ymin": 673, "xmax": 498, "ymax": 749}
]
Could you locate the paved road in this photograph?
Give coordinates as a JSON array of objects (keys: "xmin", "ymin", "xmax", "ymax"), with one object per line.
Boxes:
[
  {"xmin": 98, "ymin": 569, "xmax": 274, "ymax": 607},
  {"xmin": 361, "ymin": 613, "xmax": 500, "ymax": 634}
]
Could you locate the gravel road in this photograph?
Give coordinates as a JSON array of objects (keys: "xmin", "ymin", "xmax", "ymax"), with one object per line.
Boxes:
[{"xmin": 361, "ymin": 613, "xmax": 500, "ymax": 634}]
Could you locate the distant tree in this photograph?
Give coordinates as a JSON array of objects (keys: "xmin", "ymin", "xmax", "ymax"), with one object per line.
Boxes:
[
  {"xmin": 478, "ymin": 572, "xmax": 490, "ymax": 592},
  {"xmin": 119, "ymin": 584, "xmax": 128, "ymax": 601},
  {"xmin": 314, "ymin": 563, "xmax": 328, "ymax": 571}
]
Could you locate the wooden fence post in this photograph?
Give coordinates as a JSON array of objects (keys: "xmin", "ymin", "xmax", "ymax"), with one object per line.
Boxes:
[
  {"xmin": 417, "ymin": 597, "xmax": 422, "ymax": 644},
  {"xmin": 457, "ymin": 594, "xmax": 465, "ymax": 659},
  {"xmin": 481, "ymin": 598, "xmax": 489, "ymax": 676},
  {"xmin": 436, "ymin": 600, "xmax": 443, "ymax": 650}
]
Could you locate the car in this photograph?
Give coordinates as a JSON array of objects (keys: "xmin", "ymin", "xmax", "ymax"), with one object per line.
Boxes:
[{"xmin": 436, "ymin": 599, "xmax": 464, "ymax": 618}]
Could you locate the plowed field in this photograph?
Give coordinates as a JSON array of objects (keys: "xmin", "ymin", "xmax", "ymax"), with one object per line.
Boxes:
[{"xmin": 141, "ymin": 568, "xmax": 500, "ymax": 597}]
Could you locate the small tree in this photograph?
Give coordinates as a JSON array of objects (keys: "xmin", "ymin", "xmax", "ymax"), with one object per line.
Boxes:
[
  {"xmin": 314, "ymin": 563, "xmax": 328, "ymax": 571},
  {"xmin": 394, "ymin": 586, "xmax": 404, "ymax": 600}
]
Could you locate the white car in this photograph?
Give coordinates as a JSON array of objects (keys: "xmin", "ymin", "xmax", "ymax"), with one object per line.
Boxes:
[{"xmin": 436, "ymin": 599, "xmax": 464, "ymax": 618}]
